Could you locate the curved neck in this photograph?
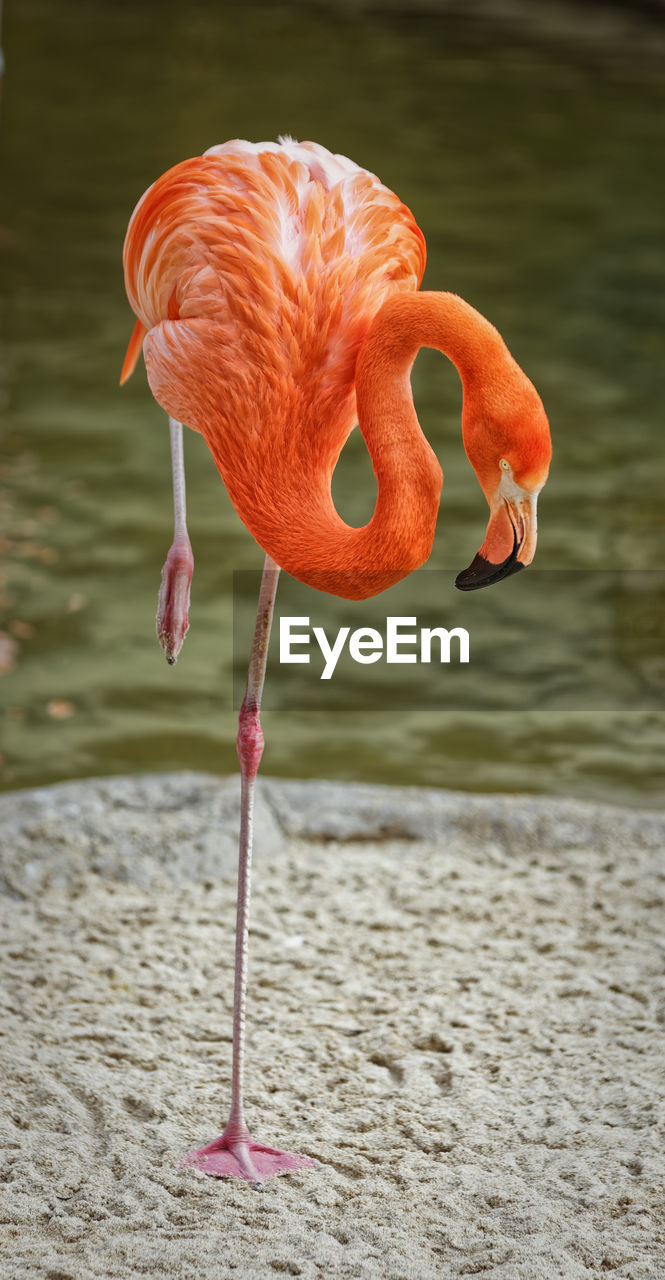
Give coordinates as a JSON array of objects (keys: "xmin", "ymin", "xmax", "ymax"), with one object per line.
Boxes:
[{"xmin": 263, "ymin": 292, "xmax": 506, "ymax": 600}]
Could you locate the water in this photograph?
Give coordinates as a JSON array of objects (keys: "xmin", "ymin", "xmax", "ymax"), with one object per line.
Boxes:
[{"xmin": 1, "ymin": 0, "xmax": 664, "ymax": 804}]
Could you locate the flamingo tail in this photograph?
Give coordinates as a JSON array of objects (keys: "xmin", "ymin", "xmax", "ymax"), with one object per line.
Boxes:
[{"xmin": 120, "ymin": 318, "xmax": 147, "ymax": 385}]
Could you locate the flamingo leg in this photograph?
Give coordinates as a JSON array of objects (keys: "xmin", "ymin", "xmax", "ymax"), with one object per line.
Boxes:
[
  {"xmin": 156, "ymin": 416, "xmax": 194, "ymax": 664},
  {"xmin": 182, "ymin": 554, "xmax": 317, "ymax": 1185}
]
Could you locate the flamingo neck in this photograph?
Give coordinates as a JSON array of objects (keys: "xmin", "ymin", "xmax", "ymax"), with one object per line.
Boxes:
[{"xmin": 266, "ymin": 291, "xmax": 506, "ymax": 601}]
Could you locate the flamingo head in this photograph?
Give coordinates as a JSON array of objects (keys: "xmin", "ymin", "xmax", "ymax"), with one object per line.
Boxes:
[{"xmin": 456, "ymin": 366, "xmax": 552, "ymax": 591}]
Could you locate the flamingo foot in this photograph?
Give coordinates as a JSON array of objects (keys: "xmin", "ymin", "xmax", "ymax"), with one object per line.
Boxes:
[
  {"xmin": 181, "ymin": 1132, "xmax": 317, "ymax": 1184},
  {"xmin": 156, "ymin": 535, "xmax": 194, "ymax": 664}
]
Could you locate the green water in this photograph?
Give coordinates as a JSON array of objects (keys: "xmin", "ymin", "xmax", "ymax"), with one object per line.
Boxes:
[{"xmin": 1, "ymin": 0, "xmax": 664, "ymax": 804}]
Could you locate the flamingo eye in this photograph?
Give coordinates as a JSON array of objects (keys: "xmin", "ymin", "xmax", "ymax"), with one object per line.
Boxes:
[{"xmin": 500, "ymin": 458, "xmax": 510, "ymax": 471}]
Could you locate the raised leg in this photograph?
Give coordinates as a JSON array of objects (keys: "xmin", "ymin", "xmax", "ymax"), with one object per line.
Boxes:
[
  {"xmin": 156, "ymin": 416, "xmax": 194, "ymax": 664},
  {"xmin": 182, "ymin": 555, "xmax": 317, "ymax": 1184}
]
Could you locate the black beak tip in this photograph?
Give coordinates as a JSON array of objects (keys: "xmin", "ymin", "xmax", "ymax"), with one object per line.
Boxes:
[{"xmin": 455, "ymin": 552, "xmax": 525, "ymax": 592}]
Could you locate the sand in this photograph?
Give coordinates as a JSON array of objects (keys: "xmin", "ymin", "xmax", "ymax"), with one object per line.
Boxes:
[{"xmin": 0, "ymin": 772, "xmax": 664, "ymax": 1279}]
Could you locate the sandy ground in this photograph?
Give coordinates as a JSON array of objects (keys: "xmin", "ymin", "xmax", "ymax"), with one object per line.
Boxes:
[{"xmin": 0, "ymin": 772, "xmax": 664, "ymax": 1280}]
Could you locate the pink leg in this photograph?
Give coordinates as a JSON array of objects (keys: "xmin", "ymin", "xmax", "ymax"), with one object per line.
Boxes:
[
  {"xmin": 182, "ymin": 555, "xmax": 317, "ymax": 1185},
  {"xmin": 156, "ymin": 417, "xmax": 194, "ymax": 664}
]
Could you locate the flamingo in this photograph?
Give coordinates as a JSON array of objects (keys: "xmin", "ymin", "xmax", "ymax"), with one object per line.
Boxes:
[{"xmin": 120, "ymin": 137, "xmax": 551, "ymax": 1184}]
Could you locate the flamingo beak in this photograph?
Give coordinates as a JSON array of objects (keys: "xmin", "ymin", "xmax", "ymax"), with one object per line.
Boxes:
[{"xmin": 455, "ymin": 489, "xmax": 539, "ymax": 591}]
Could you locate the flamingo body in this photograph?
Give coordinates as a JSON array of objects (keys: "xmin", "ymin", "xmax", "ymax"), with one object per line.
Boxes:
[{"xmin": 123, "ymin": 138, "xmax": 434, "ymax": 598}]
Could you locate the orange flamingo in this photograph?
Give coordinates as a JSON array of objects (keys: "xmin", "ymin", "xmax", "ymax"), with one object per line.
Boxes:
[{"xmin": 121, "ymin": 137, "xmax": 551, "ymax": 1184}]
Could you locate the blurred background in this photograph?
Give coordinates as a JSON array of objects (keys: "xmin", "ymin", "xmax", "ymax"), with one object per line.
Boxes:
[{"xmin": 1, "ymin": 0, "xmax": 664, "ymax": 804}]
